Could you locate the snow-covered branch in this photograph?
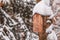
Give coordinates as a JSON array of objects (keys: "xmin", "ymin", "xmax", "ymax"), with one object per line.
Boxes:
[
  {"xmin": 0, "ymin": 8, "xmax": 17, "ymax": 26},
  {"xmin": 49, "ymin": 8, "xmax": 60, "ymax": 19},
  {"xmin": 46, "ymin": 24, "xmax": 57, "ymax": 40}
]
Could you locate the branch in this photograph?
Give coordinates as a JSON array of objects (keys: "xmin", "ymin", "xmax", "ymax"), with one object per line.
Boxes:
[{"xmin": 0, "ymin": 8, "xmax": 17, "ymax": 26}]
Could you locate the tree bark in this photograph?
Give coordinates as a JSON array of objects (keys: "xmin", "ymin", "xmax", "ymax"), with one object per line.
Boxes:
[{"xmin": 0, "ymin": 12, "xmax": 4, "ymax": 24}]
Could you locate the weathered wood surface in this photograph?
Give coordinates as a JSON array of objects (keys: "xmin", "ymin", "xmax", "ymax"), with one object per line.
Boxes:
[
  {"xmin": 0, "ymin": 3, "xmax": 3, "ymax": 7},
  {"xmin": 36, "ymin": 0, "xmax": 41, "ymax": 3},
  {"xmin": 33, "ymin": 13, "xmax": 53, "ymax": 40}
]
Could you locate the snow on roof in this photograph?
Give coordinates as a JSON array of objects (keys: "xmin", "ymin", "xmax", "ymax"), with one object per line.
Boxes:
[
  {"xmin": 33, "ymin": 1, "xmax": 53, "ymax": 16},
  {"xmin": 54, "ymin": 0, "xmax": 60, "ymax": 3}
]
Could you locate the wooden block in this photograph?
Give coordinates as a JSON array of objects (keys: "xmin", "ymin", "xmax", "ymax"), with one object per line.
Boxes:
[{"xmin": 36, "ymin": 0, "xmax": 41, "ymax": 3}]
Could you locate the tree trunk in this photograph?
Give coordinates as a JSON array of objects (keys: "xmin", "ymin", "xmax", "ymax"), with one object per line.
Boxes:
[{"xmin": 0, "ymin": 13, "xmax": 4, "ymax": 24}]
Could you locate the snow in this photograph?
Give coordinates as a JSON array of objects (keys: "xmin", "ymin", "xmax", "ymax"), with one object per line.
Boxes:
[
  {"xmin": 31, "ymin": 33, "xmax": 39, "ymax": 40},
  {"xmin": 46, "ymin": 24, "xmax": 57, "ymax": 40},
  {"xmin": 54, "ymin": 0, "xmax": 60, "ymax": 3},
  {"xmin": 27, "ymin": 0, "xmax": 31, "ymax": 2},
  {"xmin": 3, "ymin": 36, "xmax": 10, "ymax": 40},
  {"xmin": 23, "ymin": 0, "xmax": 31, "ymax": 2},
  {"xmin": 46, "ymin": 20, "xmax": 51, "ymax": 23},
  {"xmin": 0, "ymin": 28, "xmax": 3, "ymax": 32},
  {"xmin": 33, "ymin": 0, "xmax": 53, "ymax": 16},
  {"xmin": 0, "ymin": 28, "xmax": 10, "ymax": 40},
  {"xmin": 0, "ymin": 32, "xmax": 3, "ymax": 36},
  {"xmin": 15, "ymin": 14, "xmax": 24, "ymax": 23},
  {"xmin": 3, "ymin": 25, "xmax": 16, "ymax": 40},
  {"xmin": 42, "ymin": 0, "xmax": 50, "ymax": 6},
  {"xmin": 25, "ymin": 31, "xmax": 39, "ymax": 40},
  {"xmin": 46, "ymin": 24, "xmax": 54, "ymax": 33},
  {"xmin": 49, "ymin": 8, "xmax": 60, "ymax": 19},
  {"xmin": 23, "ymin": 0, "xmax": 27, "ymax": 2},
  {"xmin": 0, "ymin": 8, "xmax": 18, "ymax": 26},
  {"xmin": 47, "ymin": 30, "xmax": 57, "ymax": 40}
]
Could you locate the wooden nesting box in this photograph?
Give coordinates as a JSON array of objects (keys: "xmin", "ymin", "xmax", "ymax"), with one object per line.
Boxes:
[
  {"xmin": 33, "ymin": 13, "xmax": 49, "ymax": 40},
  {"xmin": 36, "ymin": 0, "xmax": 41, "ymax": 3},
  {"xmin": 0, "ymin": 2, "xmax": 3, "ymax": 7}
]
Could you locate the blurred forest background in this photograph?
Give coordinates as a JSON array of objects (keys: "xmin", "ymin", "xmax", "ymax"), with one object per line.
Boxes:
[
  {"xmin": 1, "ymin": 0, "xmax": 60, "ymax": 40},
  {"xmin": 0, "ymin": 0, "xmax": 40, "ymax": 40}
]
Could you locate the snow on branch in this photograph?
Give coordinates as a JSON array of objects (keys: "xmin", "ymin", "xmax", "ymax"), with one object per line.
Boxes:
[
  {"xmin": 0, "ymin": 8, "xmax": 17, "ymax": 26},
  {"xmin": 46, "ymin": 24, "xmax": 57, "ymax": 40},
  {"xmin": 49, "ymin": 7, "xmax": 60, "ymax": 19}
]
